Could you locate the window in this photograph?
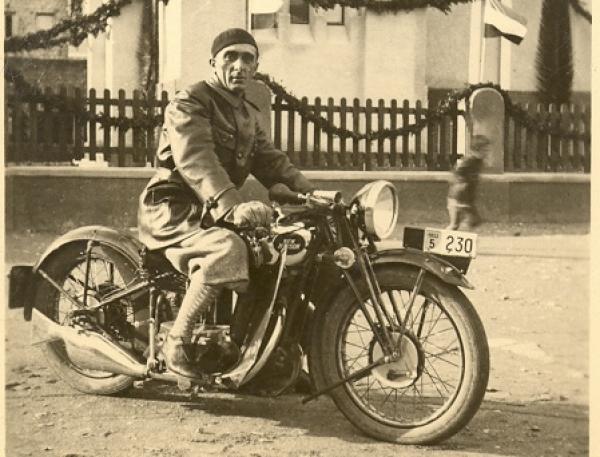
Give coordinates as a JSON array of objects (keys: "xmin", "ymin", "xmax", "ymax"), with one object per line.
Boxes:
[
  {"xmin": 325, "ymin": 5, "xmax": 344, "ymax": 25},
  {"xmin": 251, "ymin": 13, "xmax": 278, "ymax": 30},
  {"xmin": 35, "ymin": 13, "xmax": 55, "ymax": 31},
  {"xmin": 290, "ymin": 0, "xmax": 309, "ymax": 24},
  {"xmin": 5, "ymin": 13, "xmax": 13, "ymax": 38}
]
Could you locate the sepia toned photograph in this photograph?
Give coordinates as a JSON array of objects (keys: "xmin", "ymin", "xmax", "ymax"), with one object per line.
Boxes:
[{"xmin": 3, "ymin": 0, "xmax": 593, "ymax": 456}]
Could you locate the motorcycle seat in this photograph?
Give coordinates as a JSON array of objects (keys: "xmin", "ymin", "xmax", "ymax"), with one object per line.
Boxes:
[{"xmin": 142, "ymin": 248, "xmax": 181, "ymax": 276}]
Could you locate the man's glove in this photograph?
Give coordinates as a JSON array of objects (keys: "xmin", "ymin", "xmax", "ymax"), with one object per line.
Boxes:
[{"xmin": 229, "ymin": 201, "xmax": 274, "ymax": 229}]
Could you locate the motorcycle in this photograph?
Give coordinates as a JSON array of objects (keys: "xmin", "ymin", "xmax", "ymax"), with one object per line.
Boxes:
[{"xmin": 8, "ymin": 180, "xmax": 489, "ymax": 444}]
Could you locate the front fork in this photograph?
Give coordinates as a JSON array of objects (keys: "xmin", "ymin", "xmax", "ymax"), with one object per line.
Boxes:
[
  {"xmin": 345, "ymin": 247, "xmax": 426, "ymax": 358},
  {"xmin": 303, "ymin": 252, "xmax": 425, "ymax": 404}
]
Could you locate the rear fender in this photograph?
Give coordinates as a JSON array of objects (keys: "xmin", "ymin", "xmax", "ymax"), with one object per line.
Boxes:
[{"xmin": 21, "ymin": 226, "xmax": 144, "ymax": 321}]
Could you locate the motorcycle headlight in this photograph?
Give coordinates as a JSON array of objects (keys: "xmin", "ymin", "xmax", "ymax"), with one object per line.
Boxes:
[{"xmin": 352, "ymin": 180, "xmax": 399, "ymax": 240}]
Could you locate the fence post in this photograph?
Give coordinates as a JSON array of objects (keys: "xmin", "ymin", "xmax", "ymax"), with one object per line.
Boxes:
[
  {"xmin": 415, "ymin": 100, "xmax": 423, "ymax": 167},
  {"xmin": 103, "ymin": 89, "xmax": 113, "ymax": 165},
  {"xmin": 313, "ymin": 97, "xmax": 322, "ymax": 168},
  {"xmin": 118, "ymin": 89, "xmax": 129, "ymax": 166},
  {"xmin": 365, "ymin": 98, "xmax": 373, "ymax": 171},
  {"xmin": 73, "ymin": 87, "xmax": 84, "ymax": 161},
  {"xmin": 132, "ymin": 89, "xmax": 143, "ymax": 165},
  {"xmin": 43, "ymin": 87, "xmax": 56, "ymax": 162},
  {"xmin": 468, "ymin": 88, "xmax": 505, "ymax": 173},
  {"xmin": 339, "ymin": 98, "xmax": 348, "ymax": 168},
  {"xmin": 352, "ymin": 98, "xmax": 360, "ymax": 168},
  {"xmin": 57, "ymin": 86, "xmax": 68, "ymax": 162},
  {"xmin": 377, "ymin": 99, "xmax": 385, "ymax": 167},
  {"xmin": 88, "ymin": 88, "xmax": 97, "ymax": 162},
  {"xmin": 402, "ymin": 99, "xmax": 410, "ymax": 167},
  {"xmin": 27, "ymin": 90, "xmax": 38, "ymax": 163},
  {"xmin": 327, "ymin": 97, "xmax": 335, "ymax": 168},
  {"xmin": 274, "ymin": 94, "xmax": 283, "ymax": 150},
  {"xmin": 390, "ymin": 99, "xmax": 398, "ymax": 167}
]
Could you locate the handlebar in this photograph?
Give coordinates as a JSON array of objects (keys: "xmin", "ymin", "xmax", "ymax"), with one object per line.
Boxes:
[{"xmin": 268, "ymin": 183, "xmax": 343, "ymax": 208}]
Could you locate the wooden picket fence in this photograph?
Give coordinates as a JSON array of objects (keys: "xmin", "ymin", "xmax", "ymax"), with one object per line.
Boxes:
[
  {"xmin": 5, "ymin": 88, "xmax": 169, "ymax": 167},
  {"xmin": 4, "ymin": 87, "xmax": 591, "ymax": 172},
  {"xmin": 504, "ymin": 102, "xmax": 590, "ymax": 172},
  {"xmin": 270, "ymin": 95, "xmax": 459, "ymax": 170}
]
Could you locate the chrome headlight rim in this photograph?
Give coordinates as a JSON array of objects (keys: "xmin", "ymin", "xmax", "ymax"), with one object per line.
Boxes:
[{"xmin": 358, "ymin": 180, "xmax": 399, "ymax": 240}]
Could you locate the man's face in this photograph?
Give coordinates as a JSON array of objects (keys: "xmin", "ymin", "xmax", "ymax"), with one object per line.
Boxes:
[{"xmin": 210, "ymin": 43, "xmax": 258, "ymax": 94}]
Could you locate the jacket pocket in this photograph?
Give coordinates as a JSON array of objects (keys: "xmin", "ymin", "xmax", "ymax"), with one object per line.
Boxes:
[
  {"xmin": 146, "ymin": 180, "xmax": 190, "ymax": 205},
  {"xmin": 212, "ymin": 125, "xmax": 236, "ymax": 151}
]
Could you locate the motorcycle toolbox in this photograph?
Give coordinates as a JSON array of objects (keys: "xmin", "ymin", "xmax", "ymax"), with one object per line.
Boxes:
[{"xmin": 7, "ymin": 265, "xmax": 33, "ymax": 310}]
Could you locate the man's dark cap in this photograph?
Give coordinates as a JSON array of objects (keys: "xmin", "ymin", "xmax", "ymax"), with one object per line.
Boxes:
[{"xmin": 211, "ymin": 28, "xmax": 258, "ymax": 58}]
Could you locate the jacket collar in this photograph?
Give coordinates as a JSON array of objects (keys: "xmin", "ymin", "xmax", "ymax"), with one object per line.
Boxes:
[{"xmin": 207, "ymin": 78, "xmax": 260, "ymax": 112}]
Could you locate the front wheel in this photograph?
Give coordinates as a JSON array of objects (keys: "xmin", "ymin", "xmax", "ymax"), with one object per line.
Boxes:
[{"xmin": 309, "ymin": 264, "xmax": 489, "ymax": 444}]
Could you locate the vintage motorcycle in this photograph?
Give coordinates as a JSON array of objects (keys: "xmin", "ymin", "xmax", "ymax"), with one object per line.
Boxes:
[{"xmin": 8, "ymin": 180, "xmax": 489, "ymax": 444}]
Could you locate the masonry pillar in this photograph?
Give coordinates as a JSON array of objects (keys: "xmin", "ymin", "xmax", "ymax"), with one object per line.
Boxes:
[{"xmin": 468, "ymin": 88, "xmax": 505, "ymax": 173}]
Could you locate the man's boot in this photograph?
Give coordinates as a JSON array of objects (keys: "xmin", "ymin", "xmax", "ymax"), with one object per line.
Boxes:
[
  {"xmin": 162, "ymin": 335, "xmax": 206, "ymax": 379},
  {"xmin": 163, "ymin": 276, "xmax": 219, "ymax": 379}
]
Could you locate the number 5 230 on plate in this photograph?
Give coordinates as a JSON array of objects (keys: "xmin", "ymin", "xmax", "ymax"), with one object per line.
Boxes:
[{"xmin": 423, "ymin": 228, "xmax": 477, "ymax": 258}]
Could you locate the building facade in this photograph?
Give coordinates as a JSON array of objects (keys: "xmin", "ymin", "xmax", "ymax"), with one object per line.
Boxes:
[
  {"xmin": 5, "ymin": 0, "xmax": 87, "ymax": 89},
  {"xmin": 154, "ymin": 0, "xmax": 590, "ymax": 103}
]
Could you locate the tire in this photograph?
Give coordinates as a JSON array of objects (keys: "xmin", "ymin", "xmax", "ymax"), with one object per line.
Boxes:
[
  {"xmin": 308, "ymin": 264, "xmax": 489, "ymax": 444},
  {"xmin": 34, "ymin": 242, "xmax": 142, "ymax": 395}
]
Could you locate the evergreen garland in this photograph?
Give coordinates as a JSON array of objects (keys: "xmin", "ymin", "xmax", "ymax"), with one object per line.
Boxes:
[
  {"xmin": 536, "ymin": 0, "xmax": 574, "ymax": 105},
  {"xmin": 255, "ymin": 73, "xmax": 589, "ymax": 142},
  {"xmin": 4, "ymin": 0, "xmax": 132, "ymax": 53},
  {"xmin": 4, "ymin": 0, "xmax": 478, "ymax": 54},
  {"xmin": 304, "ymin": 0, "xmax": 474, "ymax": 14},
  {"xmin": 5, "ymin": 67, "xmax": 587, "ymax": 141}
]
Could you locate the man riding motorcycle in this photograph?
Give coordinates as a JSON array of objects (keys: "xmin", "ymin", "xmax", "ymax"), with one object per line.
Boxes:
[{"xmin": 137, "ymin": 28, "xmax": 314, "ymax": 379}]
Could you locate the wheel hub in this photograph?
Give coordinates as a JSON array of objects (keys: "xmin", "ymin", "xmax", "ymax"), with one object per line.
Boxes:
[{"xmin": 371, "ymin": 332, "xmax": 422, "ymax": 389}]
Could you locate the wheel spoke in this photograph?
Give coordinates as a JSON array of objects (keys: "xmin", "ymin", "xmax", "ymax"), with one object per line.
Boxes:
[
  {"xmin": 425, "ymin": 358, "xmax": 457, "ymax": 392},
  {"xmin": 422, "ymin": 306, "xmax": 445, "ymax": 341},
  {"xmin": 338, "ymin": 282, "xmax": 473, "ymax": 429}
]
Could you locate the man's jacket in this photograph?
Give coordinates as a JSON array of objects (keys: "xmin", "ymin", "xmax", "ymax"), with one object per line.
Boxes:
[{"xmin": 138, "ymin": 80, "xmax": 313, "ymax": 250}]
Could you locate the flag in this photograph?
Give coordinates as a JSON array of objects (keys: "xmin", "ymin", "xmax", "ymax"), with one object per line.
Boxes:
[
  {"xmin": 249, "ymin": 0, "xmax": 283, "ymax": 15},
  {"xmin": 484, "ymin": 0, "xmax": 528, "ymax": 45}
]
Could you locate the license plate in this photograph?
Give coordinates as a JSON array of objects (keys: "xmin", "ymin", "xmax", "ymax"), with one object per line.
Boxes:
[{"xmin": 422, "ymin": 228, "xmax": 477, "ymax": 258}]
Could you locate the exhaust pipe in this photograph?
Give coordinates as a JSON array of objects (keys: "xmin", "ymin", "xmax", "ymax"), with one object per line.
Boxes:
[{"xmin": 31, "ymin": 309, "xmax": 147, "ymax": 378}]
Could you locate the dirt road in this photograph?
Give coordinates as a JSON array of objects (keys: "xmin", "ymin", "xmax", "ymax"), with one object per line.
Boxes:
[{"xmin": 3, "ymin": 228, "xmax": 590, "ymax": 457}]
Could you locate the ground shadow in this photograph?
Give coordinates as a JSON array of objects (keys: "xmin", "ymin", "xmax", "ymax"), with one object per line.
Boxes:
[{"xmin": 124, "ymin": 382, "xmax": 588, "ymax": 455}]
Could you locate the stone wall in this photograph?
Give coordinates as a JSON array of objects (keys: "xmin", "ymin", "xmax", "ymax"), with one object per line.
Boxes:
[{"xmin": 4, "ymin": 168, "xmax": 590, "ymax": 233}]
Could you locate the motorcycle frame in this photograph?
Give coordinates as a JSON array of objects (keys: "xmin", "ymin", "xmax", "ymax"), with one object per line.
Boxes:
[{"xmin": 30, "ymin": 203, "xmax": 435, "ymax": 391}]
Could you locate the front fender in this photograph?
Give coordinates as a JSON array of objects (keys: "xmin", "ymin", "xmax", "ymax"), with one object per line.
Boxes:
[
  {"xmin": 311, "ymin": 243, "xmax": 473, "ymax": 315},
  {"xmin": 372, "ymin": 246, "xmax": 474, "ymax": 290},
  {"xmin": 21, "ymin": 226, "xmax": 145, "ymax": 320}
]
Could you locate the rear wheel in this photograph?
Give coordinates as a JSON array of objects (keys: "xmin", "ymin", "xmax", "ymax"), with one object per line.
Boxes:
[
  {"xmin": 309, "ymin": 264, "xmax": 489, "ymax": 444},
  {"xmin": 34, "ymin": 242, "xmax": 144, "ymax": 395}
]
